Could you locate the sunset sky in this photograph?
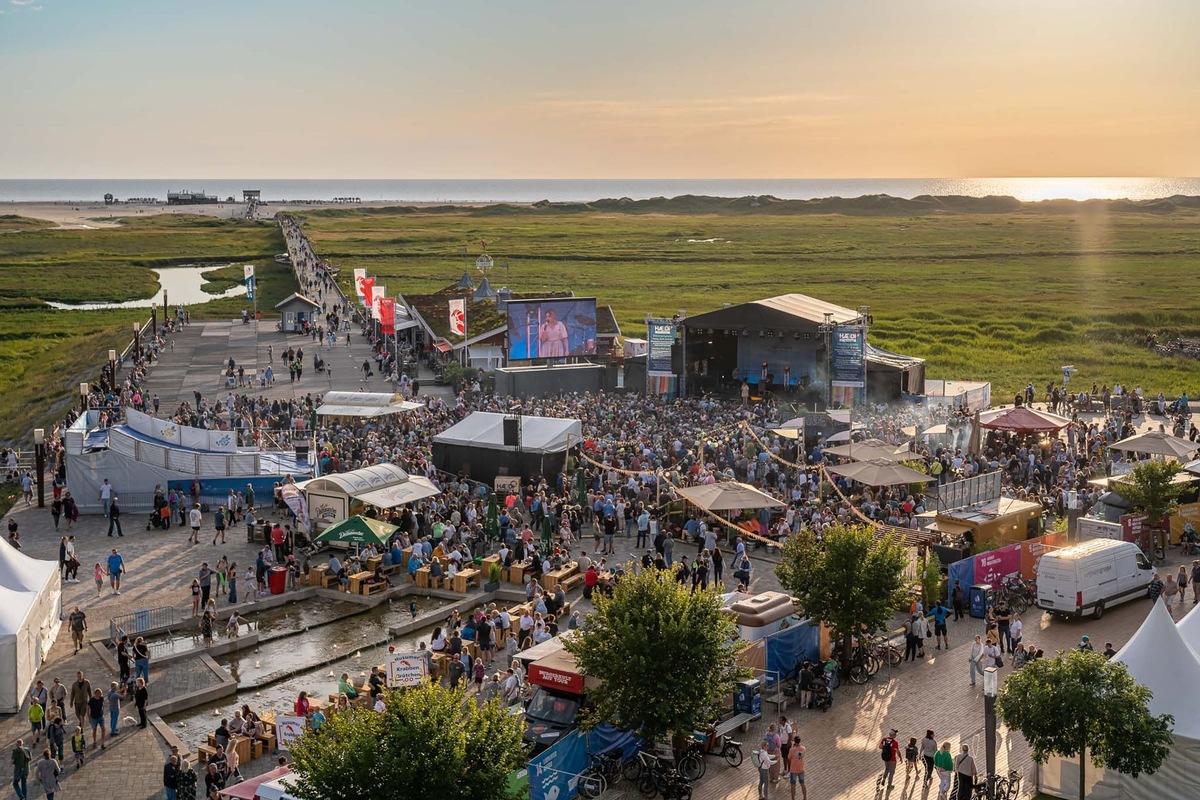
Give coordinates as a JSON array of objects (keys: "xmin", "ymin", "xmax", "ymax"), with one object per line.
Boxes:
[{"xmin": 2, "ymin": 0, "xmax": 1197, "ymax": 178}]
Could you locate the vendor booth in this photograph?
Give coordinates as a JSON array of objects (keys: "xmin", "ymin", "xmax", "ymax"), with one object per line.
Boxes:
[
  {"xmin": 314, "ymin": 391, "xmax": 422, "ymax": 418},
  {"xmin": 432, "ymin": 411, "xmax": 581, "ymax": 483},
  {"xmin": 0, "ymin": 543, "xmax": 61, "ymax": 713},
  {"xmin": 296, "ymin": 463, "xmax": 439, "ymax": 533}
]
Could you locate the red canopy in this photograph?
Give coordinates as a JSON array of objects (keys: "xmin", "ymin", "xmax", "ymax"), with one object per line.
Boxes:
[
  {"xmin": 978, "ymin": 407, "xmax": 1070, "ymax": 433},
  {"xmin": 218, "ymin": 768, "xmax": 292, "ymax": 800}
]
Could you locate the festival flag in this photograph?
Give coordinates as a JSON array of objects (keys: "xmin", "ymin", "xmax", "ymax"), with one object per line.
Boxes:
[
  {"xmin": 353, "ymin": 268, "xmax": 367, "ymax": 299},
  {"xmin": 243, "ymin": 264, "xmax": 255, "ymax": 280},
  {"xmin": 245, "ymin": 276, "xmax": 256, "ymax": 302},
  {"xmin": 449, "ymin": 298, "xmax": 466, "ymax": 336},
  {"xmin": 380, "ymin": 298, "xmax": 396, "ymax": 335},
  {"xmin": 359, "ymin": 276, "xmax": 375, "ymax": 307},
  {"xmin": 371, "ymin": 285, "xmax": 386, "ymax": 319}
]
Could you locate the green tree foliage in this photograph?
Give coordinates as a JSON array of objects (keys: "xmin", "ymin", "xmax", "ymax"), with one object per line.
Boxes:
[
  {"xmin": 288, "ymin": 683, "xmax": 525, "ymax": 800},
  {"xmin": 997, "ymin": 649, "xmax": 1174, "ymax": 800},
  {"xmin": 1117, "ymin": 460, "xmax": 1187, "ymax": 526},
  {"xmin": 564, "ymin": 565, "xmax": 745, "ymax": 745},
  {"xmin": 920, "ymin": 551, "xmax": 943, "ymax": 607},
  {"xmin": 775, "ymin": 524, "xmax": 908, "ymax": 664}
]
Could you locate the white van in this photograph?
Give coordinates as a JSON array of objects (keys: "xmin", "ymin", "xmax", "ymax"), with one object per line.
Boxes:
[{"xmin": 1035, "ymin": 539, "xmax": 1154, "ymax": 619}]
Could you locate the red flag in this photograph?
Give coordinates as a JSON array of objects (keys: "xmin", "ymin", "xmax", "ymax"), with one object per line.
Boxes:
[
  {"xmin": 359, "ymin": 277, "xmax": 375, "ymax": 307},
  {"xmin": 381, "ymin": 298, "xmax": 396, "ymax": 335}
]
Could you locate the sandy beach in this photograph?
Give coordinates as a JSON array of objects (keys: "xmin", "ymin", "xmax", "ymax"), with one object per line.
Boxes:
[{"xmin": 1, "ymin": 199, "xmax": 495, "ymax": 228}]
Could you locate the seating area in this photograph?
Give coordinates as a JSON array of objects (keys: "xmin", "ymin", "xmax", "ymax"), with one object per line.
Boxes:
[{"xmin": 196, "ymin": 716, "xmax": 278, "ymax": 766}]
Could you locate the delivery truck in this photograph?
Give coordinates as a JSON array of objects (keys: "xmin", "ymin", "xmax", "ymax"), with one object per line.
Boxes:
[{"xmin": 1035, "ymin": 538, "xmax": 1154, "ymax": 619}]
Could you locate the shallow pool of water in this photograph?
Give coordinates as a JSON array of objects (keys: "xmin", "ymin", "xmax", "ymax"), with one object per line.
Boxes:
[{"xmin": 46, "ymin": 264, "xmax": 249, "ymax": 310}]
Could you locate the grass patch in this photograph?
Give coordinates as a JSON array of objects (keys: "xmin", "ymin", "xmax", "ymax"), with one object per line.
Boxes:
[
  {"xmin": 0, "ymin": 215, "xmax": 291, "ymax": 442},
  {"xmin": 292, "ymin": 207, "xmax": 1200, "ymax": 398},
  {"xmin": 0, "ymin": 484, "xmax": 21, "ymax": 519}
]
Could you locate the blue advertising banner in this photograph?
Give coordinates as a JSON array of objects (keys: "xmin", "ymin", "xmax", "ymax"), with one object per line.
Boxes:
[
  {"xmin": 529, "ymin": 729, "xmax": 588, "ymax": 800},
  {"xmin": 245, "ymin": 275, "xmax": 256, "ymax": 302},
  {"xmin": 831, "ymin": 326, "xmax": 865, "ymax": 388},
  {"xmin": 647, "ymin": 319, "xmax": 675, "ymax": 376}
]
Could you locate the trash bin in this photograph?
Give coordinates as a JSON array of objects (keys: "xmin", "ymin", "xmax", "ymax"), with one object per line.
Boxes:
[
  {"xmin": 268, "ymin": 566, "xmax": 288, "ymax": 595},
  {"xmin": 969, "ymin": 584, "xmax": 992, "ymax": 618},
  {"xmin": 734, "ymin": 678, "xmax": 761, "ymax": 716}
]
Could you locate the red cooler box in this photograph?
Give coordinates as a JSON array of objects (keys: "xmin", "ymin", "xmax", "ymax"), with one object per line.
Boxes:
[{"xmin": 267, "ymin": 566, "xmax": 288, "ymax": 595}]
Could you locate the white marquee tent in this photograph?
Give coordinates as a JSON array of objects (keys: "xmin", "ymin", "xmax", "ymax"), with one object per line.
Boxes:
[
  {"xmin": 1039, "ymin": 601, "xmax": 1200, "ymax": 800},
  {"xmin": 433, "ymin": 412, "xmax": 582, "ymax": 454},
  {"xmin": 0, "ymin": 543, "xmax": 61, "ymax": 713}
]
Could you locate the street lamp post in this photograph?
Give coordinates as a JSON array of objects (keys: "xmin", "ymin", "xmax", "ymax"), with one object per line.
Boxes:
[
  {"xmin": 133, "ymin": 322, "xmax": 140, "ymax": 355},
  {"xmin": 32, "ymin": 428, "xmax": 45, "ymax": 508},
  {"xmin": 983, "ymin": 665, "xmax": 999, "ymax": 797},
  {"xmin": 108, "ymin": 349, "xmax": 117, "ymax": 387}
]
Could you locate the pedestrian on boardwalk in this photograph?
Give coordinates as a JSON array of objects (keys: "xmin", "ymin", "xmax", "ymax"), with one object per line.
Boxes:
[
  {"xmin": 33, "ymin": 750, "xmax": 58, "ymax": 800},
  {"xmin": 920, "ymin": 730, "xmax": 938, "ymax": 786},
  {"xmin": 106, "ymin": 496, "xmax": 124, "ymax": 537},
  {"xmin": 92, "ymin": 563, "xmax": 103, "ymax": 596},
  {"xmin": 754, "ymin": 740, "xmax": 777, "ymax": 799},
  {"xmin": 11, "ymin": 738, "xmax": 30, "ymax": 800},
  {"xmin": 952, "ymin": 581, "xmax": 966, "ymax": 621},
  {"xmin": 106, "ymin": 548, "xmax": 125, "ymax": 594},
  {"xmin": 786, "ymin": 735, "xmax": 806, "ymax": 800},
  {"xmin": 934, "ymin": 742, "xmax": 954, "ymax": 799},
  {"xmin": 189, "ymin": 503, "xmax": 202, "ymax": 545},
  {"xmin": 86, "ymin": 689, "xmax": 105, "ymax": 750},
  {"xmin": 106, "ymin": 681, "xmax": 123, "ymax": 737},
  {"xmin": 953, "ymin": 744, "xmax": 977, "ymax": 800},
  {"xmin": 877, "ymin": 728, "xmax": 900, "ymax": 790},
  {"xmin": 969, "ymin": 635, "xmax": 986, "ymax": 686},
  {"xmin": 69, "ymin": 672, "xmax": 90, "ymax": 728},
  {"xmin": 199, "ymin": 562, "xmax": 213, "ymax": 607},
  {"xmin": 163, "ymin": 754, "xmax": 181, "ymax": 800},
  {"xmin": 133, "ymin": 678, "xmax": 149, "ymax": 729},
  {"xmin": 68, "ymin": 607, "xmax": 87, "ymax": 654},
  {"xmin": 133, "ymin": 636, "xmax": 150, "ymax": 684}
]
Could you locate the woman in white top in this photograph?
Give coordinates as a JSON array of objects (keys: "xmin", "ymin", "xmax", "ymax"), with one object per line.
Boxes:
[
  {"xmin": 1010, "ymin": 615, "xmax": 1023, "ymax": 650},
  {"xmin": 755, "ymin": 744, "xmax": 777, "ymax": 799}
]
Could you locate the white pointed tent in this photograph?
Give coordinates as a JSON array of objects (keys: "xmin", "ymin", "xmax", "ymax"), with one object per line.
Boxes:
[
  {"xmin": 0, "ymin": 542, "xmax": 61, "ymax": 713},
  {"xmin": 1040, "ymin": 601, "xmax": 1200, "ymax": 800}
]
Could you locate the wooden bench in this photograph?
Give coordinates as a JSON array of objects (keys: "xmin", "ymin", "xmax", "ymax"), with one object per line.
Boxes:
[
  {"xmin": 714, "ymin": 712, "xmax": 758, "ymax": 737},
  {"xmin": 255, "ymin": 732, "xmax": 276, "ymax": 754},
  {"xmin": 765, "ymin": 691, "xmax": 789, "ymax": 712},
  {"xmin": 197, "ymin": 744, "xmax": 216, "ymax": 764},
  {"xmin": 562, "ymin": 574, "xmax": 586, "ymax": 593},
  {"xmin": 348, "ymin": 572, "xmax": 372, "ymax": 594},
  {"xmin": 362, "ymin": 580, "xmax": 388, "ymax": 596}
]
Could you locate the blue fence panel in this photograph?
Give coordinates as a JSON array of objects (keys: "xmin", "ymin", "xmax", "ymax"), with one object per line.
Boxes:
[
  {"xmin": 765, "ymin": 622, "xmax": 821, "ymax": 681},
  {"xmin": 529, "ymin": 729, "xmax": 589, "ymax": 800},
  {"xmin": 947, "ymin": 555, "xmax": 976, "ymax": 606}
]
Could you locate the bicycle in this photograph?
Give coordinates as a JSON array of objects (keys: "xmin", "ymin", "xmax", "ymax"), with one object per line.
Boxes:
[
  {"xmin": 993, "ymin": 768, "xmax": 1021, "ymax": 800},
  {"xmin": 578, "ymin": 750, "xmax": 624, "ymax": 799},
  {"xmin": 677, "ymin": 740, "xmax": 706, "ymax": 782},
  {"xmin": 868, "ymin": 637, "xmax": 903, "ymax": 668},
  {"xmin": 622, "ymin": 748, "xmax": 659, "ymax": 785}
]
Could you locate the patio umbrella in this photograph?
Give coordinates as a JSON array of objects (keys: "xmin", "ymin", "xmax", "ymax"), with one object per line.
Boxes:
[
  {"xmin": 921, "ymin": 424, "xmax": 949, "ymax": 436},
  {"xmin": 831, "ymin": 459, "xmax": 935, "ymax": 487},
  {"xmin": 825, "ymin": 430, "xmax": 853, "ymax": 443},
  {"xmin": 312, "ymin": 515, "xmax": 398, "ymax": 547},
  {"xmin": 1110, "ymin": 430, "xmax": 1198, "ymax": 459},
  {"xmin": 822, "ymin": 443, "xmax": 904, "ymax": 462},
  {"xmin": 485, "ymin": 495, "xmax": 500, "ymax": 542},
  {"xmin": 675, "ymin": 481, "xmax": 785, "ymax": 511},
  {"xmin": 977, "ymin": 406, "xmax": 1070, "ymax": 433}
]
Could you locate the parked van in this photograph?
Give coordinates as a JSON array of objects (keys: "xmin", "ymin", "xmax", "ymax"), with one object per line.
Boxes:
[{"xmin": 1036, "ymin": 539, "xmax": 1154, "ymax": 619}]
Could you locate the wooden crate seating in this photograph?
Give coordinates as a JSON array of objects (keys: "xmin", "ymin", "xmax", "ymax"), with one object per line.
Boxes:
[
  {"xmin": 362, "ymin": 580, "xmax": 388, "ymax": 596},
  {"xmin": 256, "ymin": 732, "xmax": 276, "ymax": 753},
  {"xmin": 197, "ymin": 745, "xmax": 216, "ymax": 764},
  {"xmin": 562, "ymin": 574, "xmax": 586, "ymax": 592}
]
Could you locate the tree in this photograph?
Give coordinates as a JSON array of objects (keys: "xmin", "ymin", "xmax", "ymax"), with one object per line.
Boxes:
[
  {"xmin": 1117, "ymin": 460, "xmax": 1187, "ymax": 528},
  {"xmin": 564, "ymin": 565, "xmax": 745, "ymax": 746},
  {"xmin": 288, "ymin": 683, "xmax": 525, "ymax": 800},
  {"xmin": 775, "ymin": 523, "xmax": 908, "ymax": 666},
  {"xmin": 997, "ymin": 649, "xmax": 1174, "ymax": 800}
]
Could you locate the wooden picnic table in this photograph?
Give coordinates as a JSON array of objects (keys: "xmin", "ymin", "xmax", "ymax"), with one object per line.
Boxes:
[
  {"xmin": 400, "ymin": 546, "xmax": 413, "ymax": 569},
  {"xmin": 415, "ymin": 566, "xmax": 430, "ymax": 589},
  {"xmin": 348, "ymin": 571, "xmax": 372, "ymax": 594},
  {"xmin": 505, "ymin": 559, "xmax": 533, "ymax": 585},
  {"xmin": 453, "ymin": 567, "xmax": 480, "ymax": 593},
  {"xmin": 540, "ymin": 561, "xmax": 578, "ymax": 592},
  {"xmin": 365, "ymin": 555, "xmax": 383, "ymax": 574}
]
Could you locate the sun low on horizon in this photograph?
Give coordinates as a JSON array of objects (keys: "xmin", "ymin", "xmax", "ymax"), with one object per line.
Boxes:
[{"xmin": 0, "ymin": 0, "xmax": 1197, "ymax": 179}]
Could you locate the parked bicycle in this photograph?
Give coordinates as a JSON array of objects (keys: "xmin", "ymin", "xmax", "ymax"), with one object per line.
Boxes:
[{"xmin": 578, "ymin": 749, "xmax": 625, "ymax": 799}]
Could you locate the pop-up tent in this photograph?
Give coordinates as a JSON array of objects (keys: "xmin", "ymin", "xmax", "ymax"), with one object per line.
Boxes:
[
  {"xmin": 1040, "ymin": 601, "xmax": 1200, "ymax": 800},
  {"xmin": 432, "ymin": 412, "xmax": 582, "ymax": 484},
  {"xmin": 0, "ymin": 543, "xmax": 61, "ymax": 713}
]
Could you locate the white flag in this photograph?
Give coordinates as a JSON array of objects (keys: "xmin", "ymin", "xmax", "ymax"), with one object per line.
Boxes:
[
  {"xmin": 243, "ymin": 264, "xmax": 255, "ymax": 280},
  {"xmin": 353, "ymin": 268, "xmax": 367, "ymax": 299},
  {"xmin": 449, "ymin": 298, "xmax": 466, "ymax": 336},
  {"xmin": 371, "ymin": 285, "xmax": 386, "ymax": 319}
]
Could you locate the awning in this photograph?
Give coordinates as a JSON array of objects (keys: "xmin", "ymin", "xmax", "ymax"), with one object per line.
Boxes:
[
  {"xmin": 434, "ymin": 340, "xmax": 454, "ymax": 353},
  {"xmin": 356, "ymin": 476, "xmax": 442, "ymax": 508},
  {"xmin": 219, "ymin": 768, "xmax": 292, "ymax": 800},
  {"xmin": 925, "ymin": 520, "xmax": 973, "ymax": 536},
  {"xmin": 315, "ymin": 391, "xmax": 422, "ymax": 418}
]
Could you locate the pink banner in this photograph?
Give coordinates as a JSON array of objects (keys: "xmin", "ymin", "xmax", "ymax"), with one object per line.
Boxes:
[{"xmin": 974, "ymin": 543, "xmax": 1022, "ymax": 586}]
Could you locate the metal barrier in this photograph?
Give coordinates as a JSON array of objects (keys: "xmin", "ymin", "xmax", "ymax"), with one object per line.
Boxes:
[{"xmin": 109, "ymin": 606, "xmax": 180, "ymax": 641}]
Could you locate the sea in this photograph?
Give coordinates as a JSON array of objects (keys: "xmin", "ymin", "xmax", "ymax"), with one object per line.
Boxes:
[{"xmin": 2, "ymin": 178, "xmax": 1198, "ymax": 204}]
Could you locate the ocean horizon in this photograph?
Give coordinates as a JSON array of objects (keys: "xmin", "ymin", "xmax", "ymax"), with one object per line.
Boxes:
[{"xmin": 2, "ymin": 177, "xmax": 1199, "ymax": 204}]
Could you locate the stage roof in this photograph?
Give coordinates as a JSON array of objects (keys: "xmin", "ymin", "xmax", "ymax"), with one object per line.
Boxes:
[
  {"xmin": 864, "ymin": 343, "xmax": 925, "ymax": 371},
  {"xmin": 684, "ymin": 293, "xmax": 862, "ymax": 331}
]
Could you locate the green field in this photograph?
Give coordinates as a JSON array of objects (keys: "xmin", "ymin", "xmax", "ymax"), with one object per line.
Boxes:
[
  {"xmin": 0, "ymin": 214, "xmax": 290, "ymax": 441},
  {"xmin": 292, "ymin": 206, "xmax": 1200, "ymax": 399}
]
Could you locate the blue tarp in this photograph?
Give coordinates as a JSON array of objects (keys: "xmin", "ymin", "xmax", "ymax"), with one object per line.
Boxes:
[
  {"xmin": 529, "ymin": 729, "xmax": 588, "ymax": 800},
  {"xmin": 586, "ymin": 724, "xmax": 639, "ymax": 761},
  {"xmin": 765, "ymin": 622, "xmax": 821, "ymax": 681}
]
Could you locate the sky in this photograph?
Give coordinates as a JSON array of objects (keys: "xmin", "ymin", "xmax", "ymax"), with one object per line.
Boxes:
[{"xmin": 1, "ymin": 0, "xmax": 1198, "ymax": 179}]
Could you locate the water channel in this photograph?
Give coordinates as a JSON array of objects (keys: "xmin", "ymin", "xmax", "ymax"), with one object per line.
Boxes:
[{"xmin": 163, "ymin": 596, "xmax": 477, "ymax": 750}]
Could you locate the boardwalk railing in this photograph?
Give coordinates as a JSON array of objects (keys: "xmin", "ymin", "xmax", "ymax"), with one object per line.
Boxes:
[{"xmin": 110, "ymin": 605, "xmax": 181, "ymax": 641}]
